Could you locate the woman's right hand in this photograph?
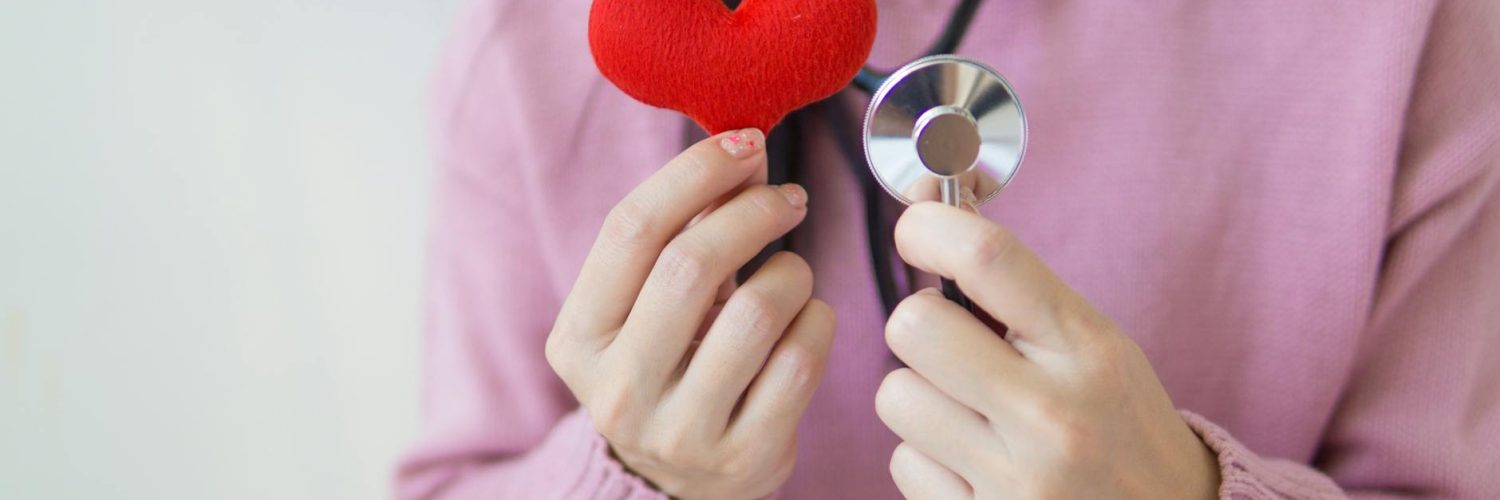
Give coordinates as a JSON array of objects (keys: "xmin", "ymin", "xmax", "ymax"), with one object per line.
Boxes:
[{"xmin": 545, "ymin": 129, "xmax": 836, "ymax": 500}]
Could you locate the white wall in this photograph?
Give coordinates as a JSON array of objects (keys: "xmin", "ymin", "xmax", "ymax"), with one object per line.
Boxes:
[{"xmin": 0, "ymin": 1, "xmax": 462, "ymax": 498}]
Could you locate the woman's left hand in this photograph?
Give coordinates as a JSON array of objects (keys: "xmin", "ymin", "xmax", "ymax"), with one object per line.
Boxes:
[{"xmin": 877, "ymin": 202, "xmax": 1221, "ymax": 500}]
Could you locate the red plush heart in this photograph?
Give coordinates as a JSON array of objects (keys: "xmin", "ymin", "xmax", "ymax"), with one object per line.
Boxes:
[{"xmin": 589, "ymin": 0, "xmax": 878, "ymax": 134}]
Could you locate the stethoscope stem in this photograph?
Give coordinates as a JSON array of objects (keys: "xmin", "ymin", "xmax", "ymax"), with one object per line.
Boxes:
[{"xmin": 939, "ymin": 177, "xmax": 977, "ymax": 312}]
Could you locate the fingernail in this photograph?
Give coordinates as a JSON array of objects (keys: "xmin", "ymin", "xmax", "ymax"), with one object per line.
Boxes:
[
  {"xmin": 960, "ymin": 186, "xmax": 980, "ymax": 213},
  {"xmin": 718, "ymin": 128, "xmax": 764, "ymax": 158},
  {"xmin": 779, "ymin": 183, "xmax": 807, "ymax": 208}
]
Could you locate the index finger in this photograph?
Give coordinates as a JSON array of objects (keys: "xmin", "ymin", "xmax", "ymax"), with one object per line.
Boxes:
[
  {"xmin": 892, "ymin": 202, "xmax": 1095, "ymax": 350},
  {"xmin": 555, "ymin": 129, "xmax": 767, "ymax": 342}
]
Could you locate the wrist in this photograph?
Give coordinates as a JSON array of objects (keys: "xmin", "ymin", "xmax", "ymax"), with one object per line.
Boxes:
[
  {"xmin": 1174, "ymin": 417, "xmax": 1222, "ymax": 500},
  {"xmin": 1183, "ymin": 432, "xmax": 1221, "ymax": 500}
]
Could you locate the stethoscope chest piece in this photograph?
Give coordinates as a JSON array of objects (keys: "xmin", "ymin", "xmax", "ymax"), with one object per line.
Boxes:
[
  {"xmin": 862, "ymin": 55, "xmax": 1027, "ymax": 207},
  {"xmin": 861, "ymin": 55, "xmax": 1028, "ymax": 307}
]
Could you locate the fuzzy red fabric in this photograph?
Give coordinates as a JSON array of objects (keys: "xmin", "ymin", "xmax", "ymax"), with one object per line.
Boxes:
[{"xmin": 589, "ymin": 0, "xmax": 878, "ymax": 134}]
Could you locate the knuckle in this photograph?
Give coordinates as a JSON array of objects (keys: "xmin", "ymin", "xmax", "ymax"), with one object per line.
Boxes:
[
  {"xmin": 719, "ymin": 436, "xmax": 795, "ymax": 485},
  {"xmin": 966, "ymin": 224, "xmax": 1018, "ymax": 269},
  {"xmin": 764, "ymin": 252, "xmax": 814, "ymax": 293},
  {"xmin": 602, "ymin": 197, "xmax": 660, "ymax": 247},
  {"xmin": 1016, "ymin": 393, "xmax": 1065, "ymax": 430},
  {"xmin": 888, "ymin": 446, "xmax": 909, "ymax": 479},
  {"xmin": 1086, "ymin": 336, "xmax": 1126, "ymax": 371},
  {"xmin": 890, "ymin": 443, "xmax": 945, "ymax": 491},
  {"xmin": 805, "ymin": 295, "xmax": 833, "ymax": 315},
  {"xmin": 889, "ymin": 442, "xmax": 919, "ymax": 472},
  {"xmin": 874, "ymin": 369, "xmax": 916, "ymax": 422},
  {"xmin": 774, "ymin": 343, "xmax": 823, "ymax": 392},
  {"xmin": 744, "ymin": 185, "xmax": 791, "ymax": 219},
  {"xmin": 543, "ymin": 317, "xmax": 594, "ymax": 378},
  {"xmin": 719, "ymin": 434, "xmax": 759, "ymax": 463},
  {"xmin": 543, "ymin": 330, "xmax": 569, "ymax": 376},
  {"xmin": 715, "ymin": 453, "xmax": 761, "ymax": 483},
  {"xmin": 730, "ymin": 286, "xmax": 783, "ymax": 334},
  {"xmin": 656, "ymin": 239, "xmax": 717, "ymax": 290},
  {"xmin": 649, "ymin": 428, "xmax": 702, "ymax": 466},
  {"xmin": 1074, "ymin": 331, "xmax": 1137, "ymax": 384},
  {"xmin": 1052, "ymin": 422, "xmax": 1097, "ymax": 468},
  {"xmin": 800, "ymin": 298, "xmax": 836, "ymax": 333},
  {"xmin": 771, "ymin": 251, "xmax": 812, "ymax": 276},
  {"xmin": 889, "ymin": 443, "xmax": 937, "ymax": 492},
  {"xmin": 885, "ymin": 295, "xmax": 936, "ymax": 353}
]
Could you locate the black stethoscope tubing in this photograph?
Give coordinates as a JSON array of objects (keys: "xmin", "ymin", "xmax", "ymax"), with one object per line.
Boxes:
[
  {"xmin": 840, "ymin": 0, "xmax": 986, "ymax": 318},
  {"xmin": 851, "ymin": 0, "xmax": 985, "ymax": 93}
]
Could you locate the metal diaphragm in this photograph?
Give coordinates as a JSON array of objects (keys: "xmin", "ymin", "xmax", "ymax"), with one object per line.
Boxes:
[{"xmin": 862, "ymin": 55, "xmax": 1028, "ymax": 206}]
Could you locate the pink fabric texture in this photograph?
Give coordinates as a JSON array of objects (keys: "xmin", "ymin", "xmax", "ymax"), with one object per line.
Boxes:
[{"xmin": 395, "ymin": 1, "xmax": 1500, "ymax": 498}]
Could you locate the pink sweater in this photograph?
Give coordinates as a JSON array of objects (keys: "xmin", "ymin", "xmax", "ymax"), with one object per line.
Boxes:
[{"xmin": 395, "ymin": 1, "xmax": 1500, "ymax": 498}]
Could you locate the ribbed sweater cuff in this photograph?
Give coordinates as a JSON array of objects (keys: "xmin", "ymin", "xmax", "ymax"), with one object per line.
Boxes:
[
  {"xmin": 1179, "ymin": 410, "xmax": 1343, "ymax": 499},
  {"xmin": 551, "ymin": 409, "xmax": 667, "ymax": 499}
]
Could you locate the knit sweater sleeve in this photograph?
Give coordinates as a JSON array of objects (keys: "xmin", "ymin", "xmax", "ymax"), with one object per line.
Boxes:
[
  {"xmin": 1179, "ymin": 2, "xmax": 1500, "ymax": 498},
  {"xmin": 391, "ymin": 1, "xmax": 668, "ymax": 496}
]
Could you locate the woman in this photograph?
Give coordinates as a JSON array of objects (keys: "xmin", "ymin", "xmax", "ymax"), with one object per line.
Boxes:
[{"xmin": 396, "ymin": 1, "xmax": 1500, "ymax": 498}]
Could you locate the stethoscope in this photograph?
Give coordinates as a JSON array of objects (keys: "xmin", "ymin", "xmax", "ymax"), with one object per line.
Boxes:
[{"xmin": 710, "ymin": 0, "xmax": 1027, "ymax": 317}]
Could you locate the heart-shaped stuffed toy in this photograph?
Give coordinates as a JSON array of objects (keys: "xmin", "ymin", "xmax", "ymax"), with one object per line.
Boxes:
[{"xmin": 589, "ymin": 0, "xmax": 878, "ymax": 134}]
